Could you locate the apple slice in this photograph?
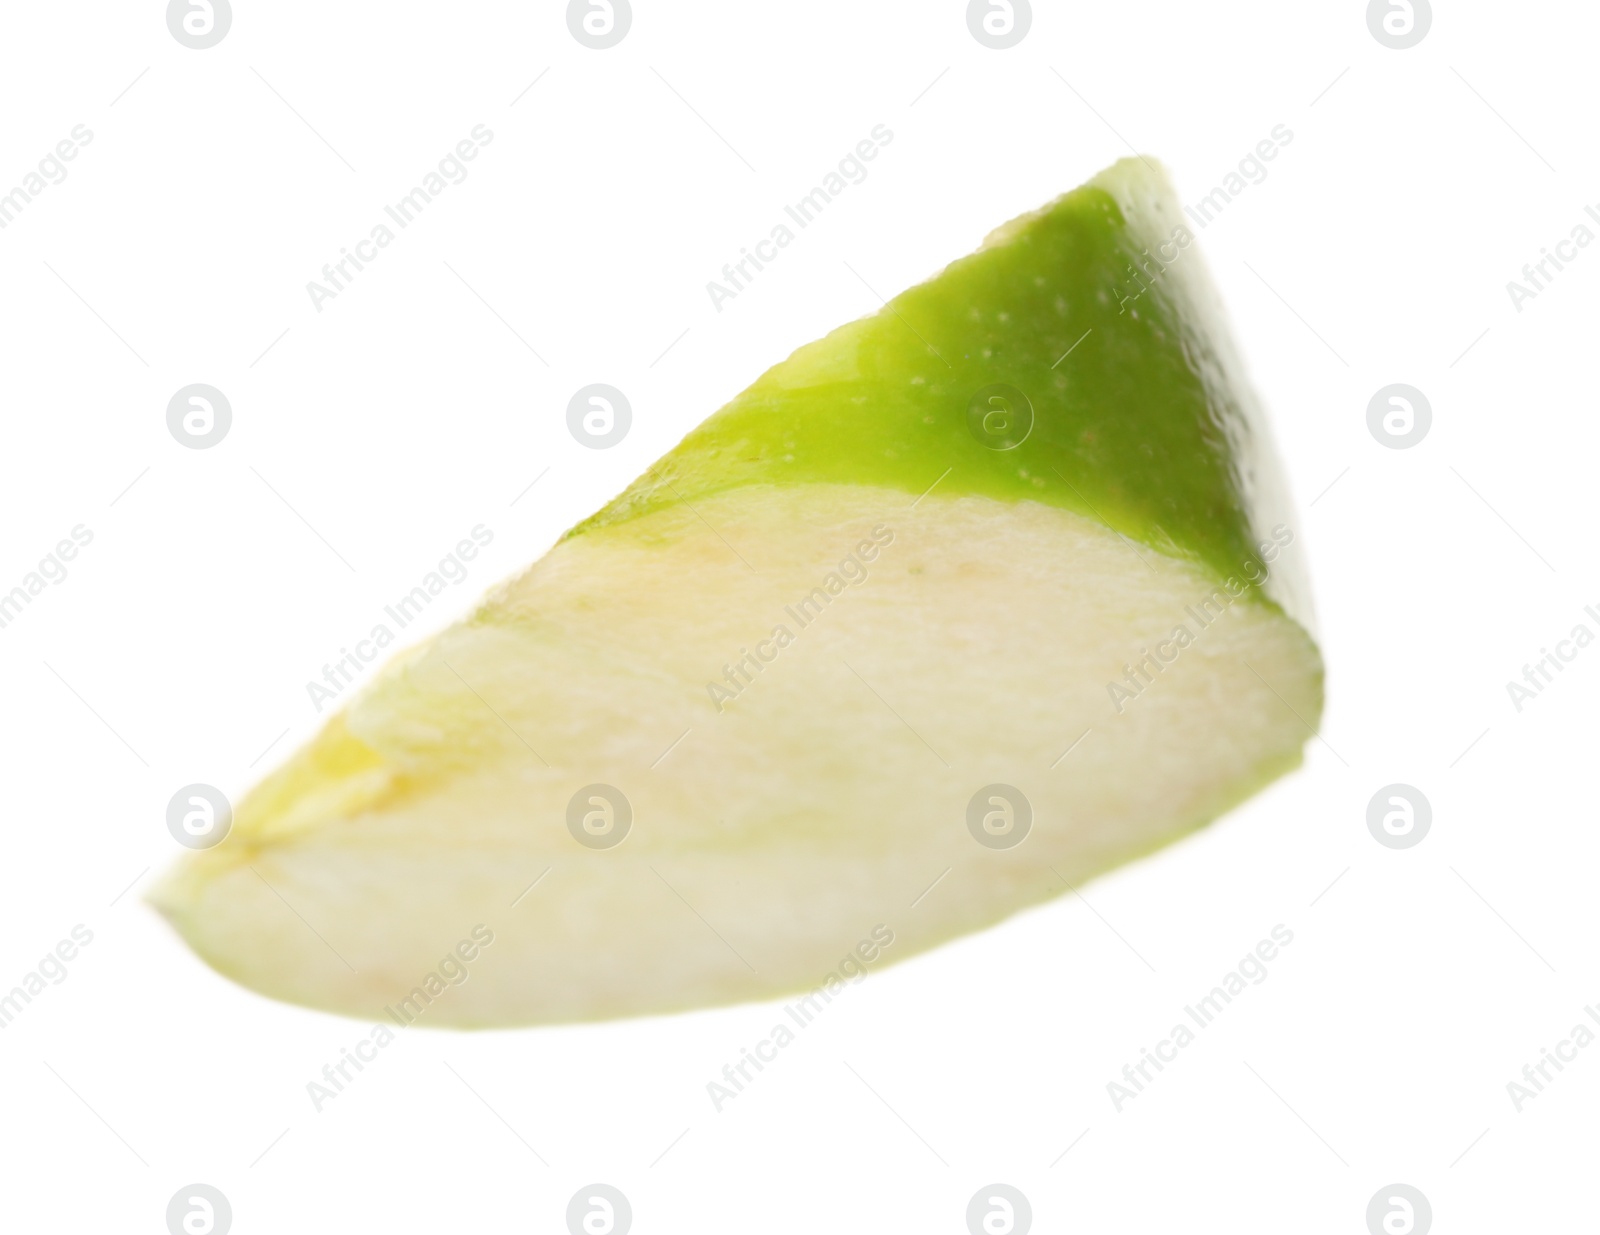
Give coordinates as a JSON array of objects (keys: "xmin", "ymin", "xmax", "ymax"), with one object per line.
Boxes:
[{"xmin": 152, "ymin": 157, "xmax": 1322, "ymax": 1028}]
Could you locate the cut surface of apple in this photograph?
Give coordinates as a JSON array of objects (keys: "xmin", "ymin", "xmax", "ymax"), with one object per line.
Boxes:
[{"xmin": 152, "ymin": 158, "xmax": 1323, "ymax": 1028}]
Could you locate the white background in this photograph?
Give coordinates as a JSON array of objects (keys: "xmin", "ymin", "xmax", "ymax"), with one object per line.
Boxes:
[{"xmin": 0, "ymin": 1, "xmax": 1592, "ymax": 1231}]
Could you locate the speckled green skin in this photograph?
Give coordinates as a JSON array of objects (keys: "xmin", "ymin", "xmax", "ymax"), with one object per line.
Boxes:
[{"xmin": 572, "ymin": 158, "xmax": 1306, "ymax": 622}]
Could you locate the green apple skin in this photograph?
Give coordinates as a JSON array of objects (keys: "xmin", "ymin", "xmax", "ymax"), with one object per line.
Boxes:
[{"xmin": 574, "ymin": 157, "xmax": 1310, "ymax": 629}]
